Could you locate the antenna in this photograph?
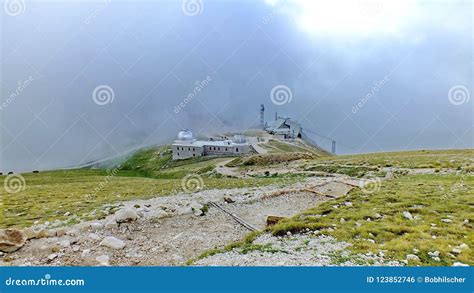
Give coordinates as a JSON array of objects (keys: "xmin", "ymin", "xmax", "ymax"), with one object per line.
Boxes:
[
  {"xmin": 331, "ymin": 140, "xmax": 336, "ymax": 154},
  {"xmin": 260, "ymin": 104, "xmax": 265, "ymax": 129}
]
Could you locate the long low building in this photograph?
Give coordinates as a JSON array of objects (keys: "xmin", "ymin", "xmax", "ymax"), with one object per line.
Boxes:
[{"xmin": 171, "ymin": 129, "xmax": 251, "ymax": 160}]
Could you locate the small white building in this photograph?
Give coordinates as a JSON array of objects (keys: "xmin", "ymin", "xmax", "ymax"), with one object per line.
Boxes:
[
  {"xmin": 265, "ymin": 117, "xmax": 302, "ymax": 139},
  {"xmin": 171, "ymin": 130, "xmax": 251, "ymax": 160}
]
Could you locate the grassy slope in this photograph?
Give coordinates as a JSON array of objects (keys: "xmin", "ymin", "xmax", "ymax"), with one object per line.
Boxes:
[
  {"xmin": 270, "ymin": 174, "xmax": 473, "ymax": 266},
  {"xmin": 196, "ymin": 149, "xmax": 474, "ymax": 266},
  {"xmin": 0, "ymin": 145, "xmax": 302, "ymax": 228}
]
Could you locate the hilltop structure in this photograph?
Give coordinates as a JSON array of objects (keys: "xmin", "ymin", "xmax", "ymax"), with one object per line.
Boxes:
[
  {"xmin": 171, "ymin": 130, "xmax": 251, "ymax": 160},
  {"xmin": 265, "ymin": 116, "xmax": 302, "ymax": 139}
]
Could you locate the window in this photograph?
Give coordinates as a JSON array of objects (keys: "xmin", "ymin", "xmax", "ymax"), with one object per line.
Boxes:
[
  {"xmin": 193, "ymin": 148, "xmax": 195, "ymax": 151},
  {"xmin": 225, "ymin": 148, "xmax": 228, "ymax": 151},
  {"xmin": 218, "ymin": 147, "xmax": 220, "ymax": 151},
  {"xmin": 177, "ymin": 152, "xmax": 180, "ymax": 156},
  {"xmin": 193, "ymin": 154, "xmax": 195, "ymax": 157},
  {"xmin": 236, "ymin": 148, "xmax": 239, "ymax": 152},
  {"xmin": 188, "ymin": 147, "xmax": 190, "ymax": 151}
]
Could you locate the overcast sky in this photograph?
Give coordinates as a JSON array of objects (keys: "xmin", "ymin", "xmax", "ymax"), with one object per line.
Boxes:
[{"xmin": 1, "ymin": 0, "xmax": 472, "ymax": 171}]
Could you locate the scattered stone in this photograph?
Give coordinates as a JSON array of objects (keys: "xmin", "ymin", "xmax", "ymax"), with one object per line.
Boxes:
[
  {"xmin": 286, "ymin": 231, "xmax": 292, "ymax": 236},
  {"xmin": 463, "ymin": 219, "xmax": 469, "ymax": 224},
  {"xmin": 63, "ymin": 212, "xmax": 71, "ymax": 217},
  {"xmin": 406, "ymin": 254, "xmax": 420, "ymax": 262},
  {"xmin": 458, "ymin": 243, "xmax": 469, "ymax": 250},
  {"xmin": 105, "ymin": 221, "xmax": 117, "ymax": 229},
  {"xmin": 452, "ymin": 248, "xmax": 462, "ymax": 254},
  {"xmin": 452, "ymin": 262, "xmax": 469, "ymax": 267},
  {"xmin": 89, "ymin": 233, "xmax": 101, "ymax": 241},
  {"xmin": 100, "ymin": 236, "xmax": 126, "ymax": 250},
  {"xmin": 35, "ymin": 229, "xmax": 49, "ymax": 239},
  {"xmin": 58, "ymin": 240, "xmax": 70, "ymax": 248},
  {"xmin": 344, "ymin": 202, "xmax": 353, "ymax": 207},
  {"xmin": 95, "ymin": 255, "xmax": 110, "ymax": 266},
  {"xmin": 0, "ymin": 229, "xmax": 27, "ymax": 253},
  {"xmin": 402, "ymin": 211, "xmax": 413, "ymax": 220},
  {"xmin": 266, "ymin": 216, "xmax": 286, "ymax": 227},
  {"xmin": 115, "ymin": 207, "xmax": 138, "ymax": 223},
  {"xmin": 193, "ymin": 209, "xmax": 204, "ymax": 217},
  {"xmin": 340, "ymin": 218, "xmax": 345, "ymax": 223},
  {"xmin": 441, "ymin": 218, "xmax": 452, "ymax": 223},
  {"xmin": 89, "ymin": 223, "xmax": 103, "ymax": 231},
  {"xmin": 47, "ymin": 253, "xmax": 57, "ymax": 261},
  {"xmin": 55, "ymin": 228, "xmax": 66, "ymax": 237},
  {"xmin": 428, "ymin": 251, "xmax": 440, "ymax": 257},
  {"xmin": 223, "ymin": 196, "xmax": 235, "ymax": 203},
  {"xmin": 367, "ymin": 239, "xmax": 375, "ymax": 244},
  {"xmin": 373, "ymin": 213, "xmax": 382, "ymax": 219},
  {"xmin": 81, "ymin": 249, "xmax": 91, "ymax": 258}
]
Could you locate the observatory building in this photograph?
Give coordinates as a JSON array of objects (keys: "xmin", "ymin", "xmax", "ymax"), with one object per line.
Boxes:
[{"xmin": 171, "ymin": 129, "xmax": 251, "ymax": 160}]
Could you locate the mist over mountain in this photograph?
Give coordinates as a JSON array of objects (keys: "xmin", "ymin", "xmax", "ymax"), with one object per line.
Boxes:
[{"xmin": 1, "ymin": 0, "xmax": 472, "ymax": 172}]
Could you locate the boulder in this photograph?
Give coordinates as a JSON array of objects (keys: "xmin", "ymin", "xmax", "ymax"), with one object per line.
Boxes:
[
  {"xmin": 223, "ymin": 196, "xmax": 235, "ymax": 203},
  {"xmin": 402, "ymin": 211, "xmax": 413, "ymax": 220},
  {"xmin": 100, "ymin": 236, "xmax": 126, "ymax": 250},
  {"xmin": 406, "ymin": 254, "xmax": 420, "ymax": 262},
  {"xmin": 115, "ymin": 207, "xmax": 138, "ymax": 223},
  {"xmin": 0, "ymin": 229, "xmax": 27, "ymax": 253},
  {"xmin": 266, "ymin": 215, "xmax": 286, "ymax": 227},
  {"xmin": 96, "ymin": 255, "xmax": 110, "ymax": 266}
]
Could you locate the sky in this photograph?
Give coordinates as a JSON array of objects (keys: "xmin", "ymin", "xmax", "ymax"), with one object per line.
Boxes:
[{"xmin": 0, "ymin": 0, "xmax": 472, "ymax": 172}]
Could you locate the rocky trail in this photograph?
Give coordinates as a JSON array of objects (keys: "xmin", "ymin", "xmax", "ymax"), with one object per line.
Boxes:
[{"xmin": 0, "ymin": 174, "xmax": 364, "ymax": 267}]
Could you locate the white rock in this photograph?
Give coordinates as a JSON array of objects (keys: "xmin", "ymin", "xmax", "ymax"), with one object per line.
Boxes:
[
  {"xmin": 452, "ymin": 262, "xmax": 469, "ymax": 267},
  {"xmin": 458, "ymin": 243, "xmax": 469, "ymax": 250},
  {"xmin": 63, "ymin": 212, "xmax": 70, "ymax": 217},
  {"xmin": 452, "ymin": 248, "xmax": 462, "ymax": 254},
  {"xmin": 95, "ymin": 255, "xmax": 110, "ymax": 266},
  {"xmin": 373, "ymin": 213, "xmax": 382, "ymax": 219},
  {"xmin": 47, "ymin": 253, "xmax": 57, "ymax": 261},
  {"xmin": 428, "ymin": 251, "xmax": 440, "ymax": 257},
  {"xmin": 89, "ymin": 233, "xmax": 101, "ymax": 241},
  {"xmin": 441, "ymin": 218, "xmax": 452, "ymax": 223},
  {"xmin": 344, "ymin": 202, "xmax": 353, "ymax": 207},
  {"xmin": 177, "ymin": 206, "xmax": 193, "ymax": 216},
  {"xmin": 105, "ymin": 221, "xmax": 117, "ymax": 229},
  {"xmin": 402, "ymin": 211, "xmax": 413, "ymax": 220},
  {"xmin": 115, "ymin": 207, "xmax": 138, "ymax": 223},
  {"xmin": 90, "ymin": 223, "xmax": 103, "ymax": 230},
  {"xmin": 100, "ymin": 236, "xmax": 126, "ymax": 250},
  {"xmin": 406, "ymin": 254, "xmax": 420, "ymax": 261},
  {"xmin": 58, "ymin": 240, "xmax": 70, "ymax": 248},
  {"xmin": 0, "ymin": 229, "xmax": 27, "ymax": 253},
  {"xmin": 81, "ymin": 249, "xmax": 91, "ymax": 258}
]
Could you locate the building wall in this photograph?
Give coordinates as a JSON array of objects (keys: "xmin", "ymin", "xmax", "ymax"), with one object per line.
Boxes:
[{"xmin": 172, "ymin": 145, "xmax": 204, "ymax": 160}]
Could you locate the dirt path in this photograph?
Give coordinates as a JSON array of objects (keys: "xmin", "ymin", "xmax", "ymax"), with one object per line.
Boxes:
[{"xmin": 1, "ymin": 176, "xmax": 357, "ymax": 266}]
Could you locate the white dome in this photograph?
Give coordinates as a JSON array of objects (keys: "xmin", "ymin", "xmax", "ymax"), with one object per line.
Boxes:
[
  {"xmin": 232, "ymin": 135, "xmax": 247, "ymax": 143},
  {"xmin": 177, "ymin": 129, "xmax": 193, "ymax": 141}
]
